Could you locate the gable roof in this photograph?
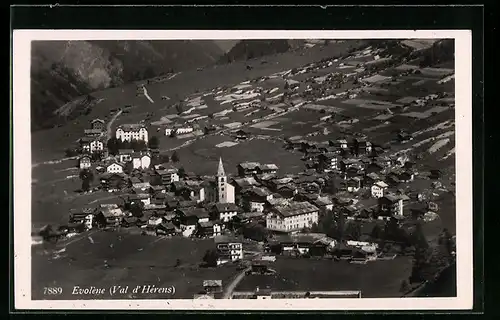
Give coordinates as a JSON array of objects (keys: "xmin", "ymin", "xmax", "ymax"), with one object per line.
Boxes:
[{"xmin": 214, "ymin": 203, "xmax": 240, "ymax": 212}]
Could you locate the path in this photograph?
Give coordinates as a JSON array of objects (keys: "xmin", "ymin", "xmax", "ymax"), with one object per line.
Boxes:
[
  {"xmin": 56, "ymin": 229, "xmax": 100, "ymax": 249},
  {"xmin": 143, "ymin": 86, "xmax": 155, "ymax": 104},
  {"xmin": 106, "ymin": 109, "xmax": 123, "ymax": 141},
  {"xmin": 222, "ymin": 267, "xmax": 251, "ymax": 299}
]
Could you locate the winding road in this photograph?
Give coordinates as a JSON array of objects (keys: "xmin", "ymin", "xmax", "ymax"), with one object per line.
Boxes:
[
  {"xmin": 106, "ymin": 109, "xmax": 123, "ymax": 141},
  {"xmin": 222, "ymin": 267, "xmax": 251, "ymax": 299}
]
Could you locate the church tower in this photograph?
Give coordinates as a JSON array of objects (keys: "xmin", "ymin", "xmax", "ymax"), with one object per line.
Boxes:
[{"xmin": 217, "ymin": 157, "xmax": 227, "ymax": 203}]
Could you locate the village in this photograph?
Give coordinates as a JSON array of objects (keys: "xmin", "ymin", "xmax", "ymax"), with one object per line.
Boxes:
[{"xmin": 32, "ymin": 39, "xmax": 457, "ymax": 299}]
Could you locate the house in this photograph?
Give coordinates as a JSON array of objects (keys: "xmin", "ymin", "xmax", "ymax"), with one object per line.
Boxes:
[
  {"xmin": 378, "ymin": 194, "xmax": 404, "ymax": 217},
  {"xmin": 118, "ymin": 149, "xmax": 134, "ymax": 163},
  {"xmin": 363, "ymin": 172, "xmax": 380, "ymax": 187},
  {"xmin": 203, "ymin": 280, "xmax": 223, "ymax": 294},
  {"xmin": 131, "ymin": 152, "xmax": 151, "ymax": 170},
  {"xmin": 266, "ymin": 201, "xmax": 319, "ymax": 233},
  {"xmin": 149, "ymin": 185, "xmax": 166, "ymax": 195},
  {"xmin": 233, "ymin": 129, "xmax": 249, "ymax": 140},
  {"xmin": 240, "ymin": 211, "xmax": 265, "ymax": 224},
  {"xmin": 357, "ymin": 140, "xmax": 373, "ymax": 155},
  {"xmin": 156, "ymin": 222, "xmax": 177, "ymax": 236},
  {"xmin": 197, "ymin": 220, "xmax": 223, "ymax": 238},
  {"xmin": 215, "ymin": 235, "xmax": 244, "ymax": 265},
  {"xmin": 429, "ymin": 169, "xmax": 442, "ymax": 180},
  {"xmin": 121, "ymin": 216, "xmax": 138, "ymax": 227},
  {"xmin": 257, "ymin": 164, "xmax": 279, "ymax": 175},
  {"xmin": 318, "ymin": 152, "xmax": 339, "ymax": 172},
  {"xmin": 116, "ymin": 124, "xmax": 149, "ymax": 143},
  {"xmin": 91, "ymin": 118, "xmax": 105, "ymax": 131},
  {"xmin": 148, "ymin": 215, "xmax": 163, "ymax": 226},
  {"xmin": 106, "ymin": 162, "xmax": 124, "ymax": 174},
  {"xmin": 237, "ymin": 162, "xmax": 261, "ymax": 177},
  {"xmin": 68, "ymin": 208, "xmax": 94, "ymax": 230},
  {"xmin": 347, "ymin": 177, "xmax": 362, "ymax": 192},
  {"xmin": 241, "ymin": 187, "xmax": 273, "ymax": 213},
  {"xmin": 312, "ymin": 197, "xmax": 334, "ymax": 215},
  {"xmin": 335, "ymin": 139, "xmax": 349, "ymax": 150},
  {"xmin": 94, "ymin": 204, "xmax": 125, "ymax": 227},
  {"xmin": 179, "ymin": 208, "xmax": 210, "ymax": 223},
  {"xmin": 213, "ymin": 203, "xmax": 240, "ymax": 223},
  {"xmin": 365, "ymin": 161, "xmax": 385, "ymax": 174},
  {"xmin": 165, "ymin": 125, "xmax": 194, "ymax": 136},
  {"xmin": 156, "ymin": 167, "xmax": 180, "ymax": 185},
  {"xmin": 80, "ymin": 138, "xmax": 104, "ymax": 154},
  {"xmin": 100, "ymin": 173, "xmax": 127, "ymax": 191},
  {"xmin": 128, "ymin": 193, "xmax": 151, "ymax": 206},
  {"xmin": 79, "ymin": 155, "xmax": 92, "ymax": 169},
  {"xmin": 84, "ymin": 129, "xmax": 103, "ymax": 137},
  {"xmin": 231, "ymin": 177, "xmax": 261, "ymax": 195},
  {"xmin": 371, "ymin": 181, "xmax": 389, "ymax": 198},
  {"xmin": 184, "ymin": 180, "xmax": 207, "ymax": 203}
]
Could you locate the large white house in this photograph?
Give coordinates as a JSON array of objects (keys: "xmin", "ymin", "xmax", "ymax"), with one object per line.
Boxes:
[
  {"xmin": 165, "ymin": 125, "xmax": 194, "ymax": 136},
  {"xmin": 371, "ymin": 181, "xmax": 389, "ymax": 198},
  {"xmin": 215, "ymin": 236, "xmax": 244, "ymax": 265},
  {"xmin": 81, "ymin": 138, "xmax": 104, "ymax": 154},
  {"xmin": 132, "ymin": 152, "xmax": 152, "ymax": 170},
  {"xmin": 116, "ymin": 124, "xmax": 148, "ymax": 143},
  {"xmin": 266, "ymin": 201, "xmax": 319, "ymax": 233},
  {"xmin": 106, "ymin": 162, "xmax": 124, "ymax": 174}
]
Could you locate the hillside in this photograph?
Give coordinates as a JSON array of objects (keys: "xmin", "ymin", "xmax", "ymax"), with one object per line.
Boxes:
[
  {"xmin": 30, "ymin": 40, "xmax": 226, "ymax": 131},
  {"xmin": 218, "ymin": 40, "xmax": 300, "ymax": 64}
]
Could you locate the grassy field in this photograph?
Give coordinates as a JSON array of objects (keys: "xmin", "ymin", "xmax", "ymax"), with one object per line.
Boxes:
[
  {"xmin": 32, "ymin": 231, "xmax": 240, "ymax": 300},
  {"xmin": 236, "ymin": 256, "xmax": 413, "ymax": 298}
]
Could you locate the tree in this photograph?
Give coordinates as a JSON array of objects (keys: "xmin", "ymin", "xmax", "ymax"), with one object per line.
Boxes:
[
  {"xmin": 65, "ymin": 148, "xmax": 78, "ymax": 157},
  {"xmin": 159, "ymin": 153, "xmax": 170, "ymax": 163},
  {"xmin": 371, "ymin": 224, "xmax": 384, "ymax": 240},
  {"xmin": 178, "ymin": 166, "xmax": 186, "ymax": 178},
  {"xmin": 202, "ymin": 249, "xmax": 218, "ymax": 267},
  {"xmin": 148, "ymin": 136, "xmax": 160, "ymax": 149},
  {"xmin": 345, "ymin": 221, "xmax": 362, "ymax": 241},
  {"xmin": 170, "ymin": 130, "xmax": 177, "ymax": 138},
  {"xmin": 171, "ymin": 151, "xmax": 180, "ymax": 163},
  {"xmin": 107, "ymin": 137, "xmax": 120, "ymax": 156},
  {"xmin": 79, "ymin": 169, "xmax": 94, "ymax": 192},
  {"xmin": 131, "ymin": 139, "xmax": 147, "ymax": 152},
  {"xmin": 129, "ymin": 201, "xmax": 145, "ymax": 218}
]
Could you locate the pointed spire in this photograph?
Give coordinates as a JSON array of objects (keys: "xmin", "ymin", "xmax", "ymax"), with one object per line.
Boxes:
[{"xmin": 217, "ymin": 157, "xmax": 226, "ymax": 176}]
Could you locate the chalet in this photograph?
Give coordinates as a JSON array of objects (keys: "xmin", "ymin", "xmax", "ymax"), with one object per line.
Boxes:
[
  {"xmin": 79, "ymin": 155, "xmax": 92, "ymax": 169},
  {"xmin": 121, "ymin": 216, "xmax": 138, "ymax": 227},
  {"xmin": 294, "ymin": 191, "xmax": 318, "ymax": 203},
  {"xmin": 131, "ymin": 152, "xmax": 151, "ymax": 170},
  {"xmin": 156, "ymin": 167, "xmax": 180, "ymax": 185},
  {"xmin": 363, "ymin": 172, "xmax": 380, "ymax": 186},
  {"xmin": 204, "ymin": 125, "xmax": 218, "ymax": 135},
  {"xmin": 268, "ymin": 177, "xmax": 294, "ymax": 193},
  {"xmin": 242, "ymin": 187, "xmax": 273, "ymax": 213},
  {"xmin": 156, "ymin": 222, "xmax": 177, "ymax": 236},
  {"xmin": 80, "ymin": 137, "xmax": 104, "ymax": 154},
  {"xmin": 266, "ymin": 201, "xmax": 319, "ymax": 233},
  {"xmin": 148, "ymin": 215, "xmax": 163, "ymax": 226},
  {"xmin": 397, "ymin": 132, "xmax": 413, "ymax": 143},
  {"xmin": 116, "ymin": 124, "xmax": 148, "ymax": 143},
  {"xmin": 213, "ymin": 203, "xmax": 240, "ymax": 222},
  {"xmin": 231, "ymin": 177, "xmax": 261, "ymax": 194},
  {"xmin": 203, "ymin": 280, "xmax": 223, "ymax": 294},
  {"xmin": 371, "ymin": 181, "xmax": 389, "ymax": 198},
  {"xmin": 270, "ymin": 233, "xmax": 334, "ymax": 257},
  {"xmin": 118, "ymin": 149, "xmax": 134, "ymax": 163},
  {"xmin": 215, "ymin": 235, "xmax": 244, "ymax": 265},
  {"xmin": 237, "ymin": 162, "xmax": 261, "ymax": 177},
  {"xmin": 357, "ymin": 139, "xmax": 373, "ymax": 155},
  {"xmin": 94, "ymin": 204, "xmax": 124, "ymax": 227},
  {"xmin": 339, "ymin": 159, "xmax": 361, "ymax": 172},
  {"xmin": 378, "ymin": 194, "xmax": 404, "ymax": 217},
  {"xmin": 240, "ymin": 211, "xmax": 265, "ymax": 224},
  {"xmin": 178, "ymin": 208, "xmax": 210, "ymax": 223},
  {"xmin": 197, "ymin": 220, "xmax": 222, "ymax": 238},
  {"xmin": 257, "ymin": 164, "xmax": 279, "ymax": 175},
  {"xmin": 276, "ymin": 184, "xmax": 297, "ymax": 199},
  {"xmin": 334, "ymin": 139, "xmax": 349, "ymax": 150},
  {"xmin": 128, "ymin": 193, "xmax": 151, "ymax": 206},
  {"xmin": 149, "ymin": 185, "xmax": 166, "ymax": 195},
  {"xmin": 345, "ymin": 166, "xmax": 362, "ymax": 178},
  {"xmin": 68, "ymin": 208, "xmax": 94, "ymax": 230},
  {"xmin": 318, "ymin": 152, "xmax": 339, "ymax": 172},
  {"xmin": 100, "ymin": 173, "xmax": 127, "ymax": 191},
  {"xmin": 347, "ymin": 177, "xmax": 362, "ymax": 192},
  {"xmin": 233, "ymin": 129, "xmax": 249, "ymax": 140},
  {"xmin": 91, "ymin": 118, "xmax": 105, "ymax": 131},
  {"xmin": 312, "ymin": 197, "xmax": 334, "ymax": 215},
  {"xmin": 106, "ymin": 162, "xmax": 124, "ymax": 174},
  {"xmin": 132, "ymin": 181, "xmax": 151, "ymax": 192}
]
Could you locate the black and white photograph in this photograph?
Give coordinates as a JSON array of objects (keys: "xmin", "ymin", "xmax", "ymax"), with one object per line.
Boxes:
[{"xmin": 13, "ymin": 30, "xmax": 473, "ymax": 310}]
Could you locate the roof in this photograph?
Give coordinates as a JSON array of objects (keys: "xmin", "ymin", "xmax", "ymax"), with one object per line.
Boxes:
[
  {"xmin": 199, "ymin": 221, "xmax": 216, "ymax": 228},
  {"xmin": 203, "ymin": 280, "xmax": 222, "ymax": 287},
  {"xmin": 100, "ymin": 207, "xmax": 124, "ymax": 218},
  {"xmin": 69, "ymin": 207, "xmax": 94, "ymax": 215},
  {"xmin": 273, "ymin": 201, "xmax": 319, "ymax": 217},
  {"xmin": 156, "ymin": 168, "xmax": 178, "ymax": 175},
  {"xmin": 214, "ymin": 203, "xmax": 240, "ymax": 212},
  {"xmin": 313, "ymin": 196, "xmax": 333, "ymax": 207},
  {"xmin": 238, "ymin": 162, "xmax": 261, "ymax": 170},
  {"xmin": 383, "ymin": 194, "xmax": 401, "ymax": 202},
  {"xmin": 91, "ymin": 118, "xmax": 105, "ymax": 124},
  {"xmin": 118, "ymin": 124, "xmax": 146, "ymax": 131},
  {"xmin": 232, "ymin": 177, "xmax": 260, "ymax": 188},
  {"xmin": 374, "ymin": 181, "xmax": 389, "ymax": 188},
  {"xmin": 118, "ymin": 149, "xmax": 134, "ymax": 154},
  {"xmin": 259, "ymin": 164, "xmax": 279, "ymax": 171},
  {"xmin": 240, "ymin": 211, "xmax": 265, "ymax": 219},
  {"xmin": 107, "ymin": 162, "xmax": 125, "ymax": 168},
  {"xmin": 183, "ymin": 208, "xmax": 210, "ymax": 219},
  {"xmin": 214, "ymin": 235, "xmax": 243, "ymax": 244}
]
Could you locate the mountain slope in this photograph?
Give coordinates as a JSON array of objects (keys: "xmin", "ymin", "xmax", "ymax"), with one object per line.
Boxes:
[
  {"xmin": 217, "ymin": 39, "xmax": 297, "ymax": 64},
  {"xmin": 30, "ymin": 40, "xmax": 226, "ymax": 131}
]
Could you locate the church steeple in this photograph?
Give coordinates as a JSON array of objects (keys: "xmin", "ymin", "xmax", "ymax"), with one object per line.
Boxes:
[{"xmin": 217, "ymin": 157, "xmax": 226, "ymax": 177}]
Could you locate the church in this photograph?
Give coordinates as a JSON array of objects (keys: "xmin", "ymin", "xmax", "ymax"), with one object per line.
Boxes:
[{"xmin": 205, "ymin": 157, "xmax": 235, "ymax": 204}]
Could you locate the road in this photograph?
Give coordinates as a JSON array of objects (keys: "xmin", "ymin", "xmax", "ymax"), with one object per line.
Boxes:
[
  {"xmin": 106, "ymin": 109, "xmax": 123, "ymax": 141},
  {"xmin": 222, "ymin": 266, "xmax": 251, "ymax": 299}
]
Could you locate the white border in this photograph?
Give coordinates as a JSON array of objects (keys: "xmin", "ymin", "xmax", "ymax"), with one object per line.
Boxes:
[{"xmin": 13, "ymin": 30, "xmax": 473, "ymax": 310}]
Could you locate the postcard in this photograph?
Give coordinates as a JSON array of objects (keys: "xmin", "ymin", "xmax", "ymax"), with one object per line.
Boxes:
[{"xmin": 12, "ymin": 29, "xmax": 472, "ymax": 310}]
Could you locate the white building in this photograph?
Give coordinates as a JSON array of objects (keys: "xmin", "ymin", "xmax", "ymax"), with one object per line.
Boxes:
[
  {"xmin": 165, "ymin": 125, "xmax": 194, "ymax": 136},
  {"xmin": 371, "ymin": 181, "xmax": 389, "ymax": 198},
  {"xmin": 81, "ymin": 139, "xmax": 104, "ymax": 153},
  {"xmin": 106, "ymin": 162, "xmax": 124, "ymax": 174},
  {"xmin": 216, "ymin": 158, "xmax": 235, "ymax": 204},
  {"xmin": 266, "ymin": 202, "xmax": 319, "ymax": 233},
  {"xmin": 132, "ymin": 152, "xmax": 151, "ymax": 170},
  {"xmin": 213, "ymin": 203, "xmax": 239, "ymax": 223},
  {"xmin": 118, "ymin": 149, "xmax": 134, "ymax": 163},
  {"xmin": 215, "ymin": 236, "xmax": 244, "ymax": 265},
  {"xmin": 116, "ymin": 124, "xmax": 149, "ymax": 143},
  {"xmin": 79, "ymin": 156, "xmax": 92, "ymax": 169}
]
